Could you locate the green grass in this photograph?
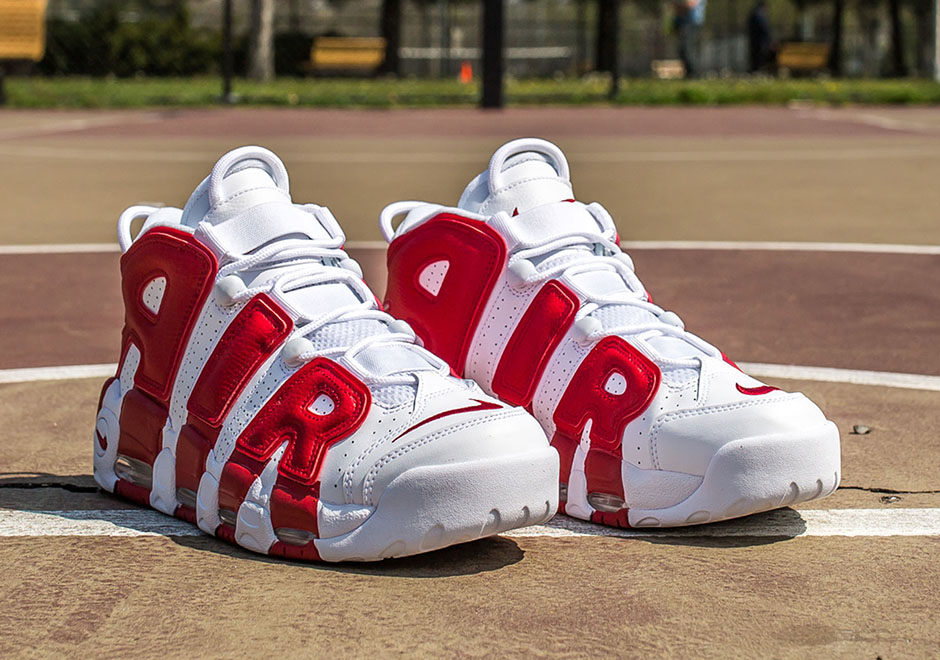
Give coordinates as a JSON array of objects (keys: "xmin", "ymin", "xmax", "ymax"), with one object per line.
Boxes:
[{"xmin": 6, "ymin": 75, "xmax": 940, "ymax": 108}]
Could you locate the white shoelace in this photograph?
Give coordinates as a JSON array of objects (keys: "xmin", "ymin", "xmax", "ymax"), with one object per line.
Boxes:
[
  {"xmin": 216, "ymin": 230, "xmax": 447, "ymax": 387},
  {"xmin": 507, "ymin": 205, "xmax": 721, "ymax": 368}
]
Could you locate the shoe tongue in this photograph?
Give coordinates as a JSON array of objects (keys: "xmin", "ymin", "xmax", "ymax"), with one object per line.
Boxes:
[
  {"xmin": 180, "ymin": 146, "xmax": 332, "ymax": 250},
  {"xmin": 461, "ymin": 140, "xmax": 709, "ymax": 366},
  {"xmin": 458, "ymin": 138, "xmax": 574, "ymax": 216},
  {"xmin": 183, "ymin": 147, "xmax": 433, "ymax": 380}
]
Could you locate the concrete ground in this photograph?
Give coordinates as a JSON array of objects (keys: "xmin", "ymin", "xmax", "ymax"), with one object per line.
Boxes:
[{"xmin": 0, "ymin": 106, "xmax": 938, "ymax": 658}]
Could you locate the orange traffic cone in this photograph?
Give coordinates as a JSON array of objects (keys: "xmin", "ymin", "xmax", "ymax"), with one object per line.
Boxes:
[{"xmin": 460, "ymin": 60, "xmax": 473, "ymax": 84}]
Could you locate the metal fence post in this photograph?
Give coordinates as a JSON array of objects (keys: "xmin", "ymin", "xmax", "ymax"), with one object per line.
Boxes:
[
  {"xmin": 608, "ymin": 0, "xmax": 620, "ymax": 101},
  {"xmin": 222, "ymin": 0, "xmax": 235, "ymax": 104},
  {"xmin": 481, "ymin": 0, "xmax": 505, "ymax": 109}
]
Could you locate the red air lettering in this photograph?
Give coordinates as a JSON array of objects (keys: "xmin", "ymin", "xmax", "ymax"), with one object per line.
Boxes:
[
  {"xmin": 384, "ymin": 213, "xmax": 506, "ymax": 374},
  {"xmin": 119, "ymin": 227, "xmax": 217, "ymax": 402},
  {"xmin": 217, "ymin": 358, "xmax": 370, "ymax": 556},
  {"xmin": 115, "ymin": 228, "xmax": 217, "ymax": 498},
  {"xmin": 492, "ymin": 280, "xmax": 579, "ymax": 408},
  {"xmin": 175, "ymin": 294, "xmax": 293, "ymax": 502},
  {"xmin": 551, "ymin": 336, "xmax": 660, "ymax": 525}
]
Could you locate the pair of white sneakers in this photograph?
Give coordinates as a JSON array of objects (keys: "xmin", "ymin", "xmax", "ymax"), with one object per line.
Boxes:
[{"xmin": 93, "ymin": 139, "xmax": 840, "ymax": 562}]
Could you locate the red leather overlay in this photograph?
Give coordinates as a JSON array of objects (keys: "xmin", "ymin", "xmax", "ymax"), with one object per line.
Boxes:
[
  {"xmin": 722, "ymin": 352, "xmax": 742, "ymax": 371},
  {"xmin": 175, "ymin": 295, "xmax": 292, "ymax": 501},
  {"xmin": 217, "ymin": 458, "xmax": 261, "ymax": 526},
  {"xmin": 175, "ymin": 422, "xmax": 213, "ymax": 499},
  {"xmin": 114, "ymin": 479, "xmax": 151, "ymax": 507},
  {"xmin": 219, "ymin": 358, "xmax": 370, "ymax": 543},
  {"xmin": 384, "ymin": 213, "xmax": 507, "ymax": 374},
  {"xmin": 188, "ymin": 294, "xmax": 292, "ymax": 428},
  {"xmin": 96, "ymin": 376, "xmax": 117, "ymax": 450},
  {"xmin": 119, "ymin": 227, "xmax": 217, "ymax": 402},
  {"xmin": 391, "ymin": 399, "xmax": 502, "ymax": 442},
  {"xmin": 591, "ymin": 508, "xmax": 630, "ymax": 528},
  {"xmin": 115, "ymin": 227, "xmax": 216, "ymax": 500},
  {"xmin": 736, "ymin": 383, "xmax": 779, "ymax": 396},
  {"xmin": 117, "ymin": 389, "xmax": 168, "ymax": 466},
  {"xmin": 235, "ymin": 358, "xmax": 370, "ymax": 483},
  {"xmin": 492, "ymin": 280, "xmax": 579, "ymax": 407},
  {"xmin": 552, "ymin": 336, "xmax": 660, "ymax": 513}
]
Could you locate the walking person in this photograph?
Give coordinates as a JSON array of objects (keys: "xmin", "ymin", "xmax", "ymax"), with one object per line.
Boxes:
[
  {"xmin": 748, "ymin": 0, "xmax": 774, "ymax": 72},
  {"xmin": 673, "ymin": 0, "xmax": 707, "ymax": 77}
]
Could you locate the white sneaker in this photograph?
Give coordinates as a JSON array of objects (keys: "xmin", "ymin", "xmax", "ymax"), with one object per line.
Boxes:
[
  {"xmin": 379, "ymin": 137, "xmax": 841, "ymax": 528},
  {"xmin": 93, "ymin": 145, "xmax": 558, "ymax": 561}
]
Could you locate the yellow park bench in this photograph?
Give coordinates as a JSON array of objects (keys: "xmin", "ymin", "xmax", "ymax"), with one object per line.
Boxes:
[
  {"xmin": 651, "ymin": 59, "xmax": 685, "ymax": 80},
  {"xmin": 308, "ymin": 37, "xmax": 386, "ymax": 76},
  {"xmin": 776, "ymin": 42, "xmax": 830, "ymax": 76},
  {"xmin": 0, "ymin": 0, "xmax": 47, "ymax": 61}
]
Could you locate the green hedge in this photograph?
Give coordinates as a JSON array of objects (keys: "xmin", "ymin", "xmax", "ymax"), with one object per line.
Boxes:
[
  {"xmin": 40, "ymin": 2, "xmax": 219, "ymax": 77},
  {"xmin": 8, "ymin": 76, "xmax": 940, "ymax": 109}
]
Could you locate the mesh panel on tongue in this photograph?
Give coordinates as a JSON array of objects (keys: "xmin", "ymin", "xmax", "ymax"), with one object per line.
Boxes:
[{"xmin": 591, "ymin": 304, "xmax": 659, "ymax": 330}]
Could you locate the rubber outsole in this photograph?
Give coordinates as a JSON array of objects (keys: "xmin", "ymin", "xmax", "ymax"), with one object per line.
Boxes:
[
  {"xmin": 565, "ymin": 421, "xmax": 841, "ymax": 528},
  {"xmin": 96, "ymin": 428, "xmax": 560, "ymax": 562}
]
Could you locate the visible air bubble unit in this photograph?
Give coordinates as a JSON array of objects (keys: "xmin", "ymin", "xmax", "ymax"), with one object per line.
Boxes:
[
  {"xmin": 275, "ymin": 528, "xmax": 317, "ymax": 546},
  {"xmin": 176, "ymin": 487, "xmax": 197, "ymax": 510},
  {"xmin": 587, "ymin": 492, "xmax": 626, "ymax": 513},
  {"xmin": 559, "ymin": 482, "xmax": 568, "ymax": 503},
  {"xmin": 218, "ymin": 508, "xmax": 239, "ymax": 528},
  {"xmin": 114, "ymin": 455, "xmax": 153, "ymax": 489}
]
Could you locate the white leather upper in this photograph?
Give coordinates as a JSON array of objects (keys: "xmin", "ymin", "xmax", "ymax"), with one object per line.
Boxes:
[
  {"xmin": 107, "ymin": 145, "xmax": 551, "ymax": 539},
  {"xmin": 389, "ymin": 138, "xmax": 835, "ymax": 484}
]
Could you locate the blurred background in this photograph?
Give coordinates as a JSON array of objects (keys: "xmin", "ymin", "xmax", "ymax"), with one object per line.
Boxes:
[{"xmin": 2, "ymin": 0, "xmax": 940, "ymax": 108}]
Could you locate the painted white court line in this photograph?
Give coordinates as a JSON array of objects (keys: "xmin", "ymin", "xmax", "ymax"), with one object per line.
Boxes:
[
  {"xmin": 0, "ymin": 364, "xmax": 118, "ymax": 384},
  {"xmin": 515, "ymin": 508, "xmax": 940, "ymax": 538},
  {"xmin": 618, "ymin": 240, "xmax": 940, "ymax": 255},
  {"xmin": 738, "ymin": 363, "xmax": 940, "ymax": 393},
  {"xmin": 3, "ymin": 240, "xmax": 940, "ymax": 256},
  {"xmin": 2, "ymin": 361, "xmax": 939, "ymax": 393},
  {"xmin": 4, "ymin": 143, "xmax": 940, "ymax": 164},
  {"xmin": 0, "ymin": 508, "xmax": 937, "ymax": 539},
  {"xmin": 0, "ymin": 243, "xmax": 120, "ymax": 255},
  {"xmin": 802, "ymin": 108, "xmax": 940, "ymax": 135},
  {"xmin": 0, "ymin": 113, "xmax": 164, "ymax": 141}
]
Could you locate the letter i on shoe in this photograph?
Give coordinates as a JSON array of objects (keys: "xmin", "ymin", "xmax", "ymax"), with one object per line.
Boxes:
[
  {"xmin": 380, "ymin": 137, "xmax": 841, "ymax": 528},
  {"xmin": 93, "ymin": 146, "xmax": 558, "ymax": 562}
]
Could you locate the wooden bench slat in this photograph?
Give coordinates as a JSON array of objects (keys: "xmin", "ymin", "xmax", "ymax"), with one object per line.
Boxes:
[
  {"xmin": 0, "ymin": 0, "xmax": 47, "ymax": 61},
  {"xmin": 309, "ymin": 37, "xmax": 385, "ymax": 72}
]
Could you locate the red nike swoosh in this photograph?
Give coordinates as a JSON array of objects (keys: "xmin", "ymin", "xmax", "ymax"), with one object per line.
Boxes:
[
  {"xmin": 736, "ymin": 383, "xmax": 779, "ymax": 396},
  {"xmin": 392, "ymin": 399, "xmax": 502, "ymax": 442}
]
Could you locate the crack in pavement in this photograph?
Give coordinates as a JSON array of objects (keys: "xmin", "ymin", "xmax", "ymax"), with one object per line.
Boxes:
[
  {"xmin": 839, "ymin": 485, "xmax": 940, "ymax": 495},
  {"xmin": 0, "ymin": 482, "xmax": 99, "ymax": 493}
]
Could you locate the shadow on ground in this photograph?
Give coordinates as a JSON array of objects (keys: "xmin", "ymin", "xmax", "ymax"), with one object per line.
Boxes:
[{"xmin": 0, "ymin": 473, "xmax": 809, "ymax": 564}]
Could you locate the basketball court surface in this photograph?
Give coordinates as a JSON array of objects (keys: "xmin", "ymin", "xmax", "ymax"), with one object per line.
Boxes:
[{"xmin": 1, "ymin": 106, "xmax": 938, "ymax": 657}]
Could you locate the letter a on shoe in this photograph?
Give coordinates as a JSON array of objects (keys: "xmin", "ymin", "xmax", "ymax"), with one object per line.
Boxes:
[
  {"xmin": 93, "ymin": 146, "xmax": 558, "ymax": 562},
  {"xmin": 380, "ymin": 138, "xmax": 841, "ymax": 528}
]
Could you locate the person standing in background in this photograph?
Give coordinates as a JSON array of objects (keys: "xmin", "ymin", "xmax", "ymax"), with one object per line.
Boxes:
[
  {"xmin": 748, "ymin": 0, "xmax": 774, "ymax": 72},
  {"xmin": 673, "ymin": 0, "xmax": 707, "ymax": 77}
]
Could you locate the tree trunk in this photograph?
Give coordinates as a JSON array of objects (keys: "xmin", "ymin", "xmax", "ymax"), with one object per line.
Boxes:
[
  {"xmin": 914, "ymin": 3, "xmax": 932, "ymax": 76},
  {"xmin": 576, "ymin": 0, "xmax": 587, "ymax": 74},
  {"xmin": 829, "ymin": 0, "xmax": 844, "ymax": 76},
  {"xmin": 248, "ymin": 0, "xmax": 275, "ymax": 82},
  {"xmin": 595, "ymin": 0, "xmax": 618, "ymax": 72},
  {"xmin": 379, "ymin": 0, "xmax": 403, "ymax": 76},
  {"xmin": 888, "ymin": 0, "xmax": 907, "ymax": 76}
]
